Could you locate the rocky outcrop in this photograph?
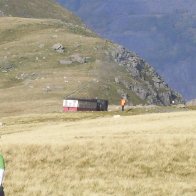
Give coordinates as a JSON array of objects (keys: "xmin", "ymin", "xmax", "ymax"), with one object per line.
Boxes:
[
  {"xmin": 109, "ymin": 45, "xmax": 184, "ymax": 105},
  {"xmin": 186, "ymin": 99, "xmax": 196, "ymax": 106}
]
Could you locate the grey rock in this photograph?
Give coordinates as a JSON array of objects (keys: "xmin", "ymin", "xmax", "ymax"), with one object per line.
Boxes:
[
  {"xmin": 43, "ymin": 85, "xmax": 52, "ymax": 92},
  {"xmin": 70, "ymin": 54, "xmax": 86, "ymax": 64},
  {"xmin": 114, "ymin": 77, "xmax": 120, "ymax": 84},
  {"xmin": 0, "ymin": 64, "xmax": 15, "ymax": 72},
  {"xmin": 52, "ymin": 43, "xmax": 65, "ymax": 53},
  {"xmin": 59, "ymin": 60, "xmax": 73, "ymax": 65}
]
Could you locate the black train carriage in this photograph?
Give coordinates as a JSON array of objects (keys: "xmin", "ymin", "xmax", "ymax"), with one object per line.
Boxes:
[{"xmin": 63, "ymin": 98, "xmax": 108, "ymax": 112}]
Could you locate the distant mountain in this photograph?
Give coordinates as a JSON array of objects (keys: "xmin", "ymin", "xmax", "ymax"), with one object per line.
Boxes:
[
  {"xmin": 58, "ymin": 0, "xmax": 196, "ymax": 100},
  {"xmin": 0, "ymin": 0, "xmax": 184, "ymax": 116}
]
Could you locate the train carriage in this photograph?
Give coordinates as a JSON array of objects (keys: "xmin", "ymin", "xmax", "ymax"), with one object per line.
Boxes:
[{"xmin": 63, "ymin": 98, "xmax": 108, "ymax": 112}]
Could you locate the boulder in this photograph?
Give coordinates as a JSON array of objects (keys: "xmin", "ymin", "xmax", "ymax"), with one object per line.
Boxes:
[
  {"xmin": 70, "ymin": 54, "xmax": 86, "ymax": 64},
  {"xmin": 0, "ymin": 64, "xmax": 15, "ymax": 72},
  {"xmin": 52, "ymin": 43, "xmax": 65, "ymax": 53},
  {"xmin": 59, "ymin": 60, "xmax": 72, "ymax": 65}
]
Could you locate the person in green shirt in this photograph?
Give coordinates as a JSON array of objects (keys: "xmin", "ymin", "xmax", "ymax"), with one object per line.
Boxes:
[
  {"xmin": 0, "ymin": 155, "xmax": 5, "ymax": 169},
  {"xmin": 0, "ymin": 154, "xmax": 5, "ymax": 196}
]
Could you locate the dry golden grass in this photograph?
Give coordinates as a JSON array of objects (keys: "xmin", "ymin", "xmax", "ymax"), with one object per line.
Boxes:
[{"xmin": 0, "ymin": 111, "xmax": 196, "ymax": 195}]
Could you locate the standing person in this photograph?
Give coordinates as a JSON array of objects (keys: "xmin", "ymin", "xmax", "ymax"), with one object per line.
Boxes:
[
  {"xmin": 0, "ymin": 154, "xmax": 5, "ymax": 196},
  {"xmin": 120, "ymin": 97, "xmax": 126, "ymax": 111}
]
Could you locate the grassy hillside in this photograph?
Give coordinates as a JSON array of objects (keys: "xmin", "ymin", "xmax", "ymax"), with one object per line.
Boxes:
[
  {"xmin": 0, "ymin": 1, "xmax": 184, "ymax": 116},
  {"xmin": 0, "ymin": 0, "xmax": 82, "ymax": 25},
  {"xmin": 0, "ymin": 110, "xmax": 196, "ymax": 195},
  {"xmin": 0, "ymin": 16, "xmax": 184, "ymax": 117},
  {"xmin": 0, "ymin": 17, "xmax": 140, "ymax": 116}
]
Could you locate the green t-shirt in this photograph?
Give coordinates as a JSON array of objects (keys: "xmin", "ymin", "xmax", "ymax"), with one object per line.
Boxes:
[{"xmin": 0, "ymin": 155, "xmax": 5, "ymax": 169}]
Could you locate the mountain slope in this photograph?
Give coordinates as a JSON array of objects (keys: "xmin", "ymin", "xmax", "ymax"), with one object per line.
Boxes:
[
  {"xmin": 0, "ymin": 0, "xmax": 82, "ymax": 25},
  {"xmin": 0, "ymin": 1, "xmax": 183, "ymax": 116},
  {"xmin": 58, "ymin": 0, "xmax": 196, "ymax": 100}
]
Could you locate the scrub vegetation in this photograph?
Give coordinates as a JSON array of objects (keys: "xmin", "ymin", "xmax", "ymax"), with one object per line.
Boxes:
[{"xmin": 0, "ymin": 110, "xmax": 196, "ymax": 195}]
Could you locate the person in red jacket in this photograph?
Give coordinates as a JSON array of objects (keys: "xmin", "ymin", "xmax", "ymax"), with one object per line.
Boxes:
[{"xmin": 120, "ymin": 97, "xmax": 126, "ymax": 111}]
